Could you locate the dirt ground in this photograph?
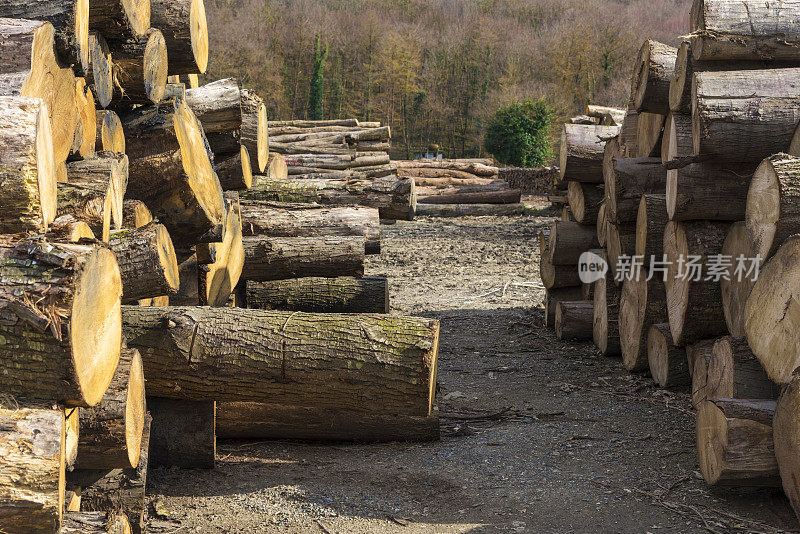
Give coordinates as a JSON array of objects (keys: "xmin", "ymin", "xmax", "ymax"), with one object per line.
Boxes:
[{"xmin": 147, "ymin": 205, "xmax": 798, "ymax": 533}]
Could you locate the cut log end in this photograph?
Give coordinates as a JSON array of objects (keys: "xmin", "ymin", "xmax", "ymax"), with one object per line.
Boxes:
[{"xmin": 142, "ymin": 29, "xmax": 169, "ymax": 104}]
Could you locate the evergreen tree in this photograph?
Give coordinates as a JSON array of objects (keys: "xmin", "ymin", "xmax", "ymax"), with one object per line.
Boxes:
[
  {"xmin": 484, "ymin": 98, "xmax": 554, "ymax": 167},
  {"xmin": 308, "ymin": 34, "xmax": 328, "ymax": 120}
]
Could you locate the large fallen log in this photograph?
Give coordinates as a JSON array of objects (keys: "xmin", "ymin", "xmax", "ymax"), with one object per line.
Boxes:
[
  {"xmin": 547, "ymin": 221, "xmax": 599, "ymax": 265},
  {"xmin": 696, "ymin": 398, "xmax": 780, "ymax": 487},
  {"xmin": 567, "ymin": 181, "xmax": 603, "ymax": 224},
  {"xmin": 216, "ymin": 403, "xmax": 438, "ymax": 442},
  {"xmin": 395, "ymin": 160, "xmax": 498, "ymax": 177},
  {"xmin": 0, "ymin": 18, "xmax": 78, "ymax": 169},
  {"xmin": 108, "ymin": 222, "xmax": 179, "ymax": 303},
  {"xmin": 149, "ymin": 0, "xmax": 207, "ymax": 74},
  {"xmin": 774, "ymin": 372, "xmax": 800, "ymax": 522},
  {"xmin": 185, "ymin": 78, "xmax": 241, "ymax": 133},
  {"xmin": 540, "ymin": 254, "xmax": 581, "ymax": 290},
  {"xmin": 620, "ymin": 275, "xmax": 667, "ymax": 372},
  {"xmin": 666, "ymin": 162, "xmax": 753, "ymax": 221},
  {"xmin": 241, "ymin": 235, "xmax": 365, "ymax": 282},
  {"xmin": 744, "ymin": 235, "xmax": 800, "ymax": 384},
  {"xmin": 240, "ymin": 202, "xmax": 380, "ymax": 254},
  {"xmin": 720, "ymin": 222, "xmax": 755, "ymax": 337},
  {"xmin": 76, "ymin": 348, "xmax": 145, "ymax": 469},
  {"xmin": 706, "ymin": 336, "xmax": 778, "ymax": 400},
  {"xmin": 604, "ymin": 157, "xmax": 666, "ymax": 223},
  {"xmin": 417, "ymin": 188, "xmax": 520, "ymax": 205},
  {"xmin": 264, "ymin": 152, "xmax": 287, "ymax": 181},
  {"xmin": 593, "ymin": 262, "xmax": 621, "ymax": 356},
  {"xmin": 555, "ymin": 300, "xmax": 593, "ymax": 340},
  {"xmin": 619, "ymin": 107, "xmax": 639, "ymax": 157},
  {"xmin": 689, "ymin": 0, "xmax": 800, "ymax": 61},
  {"xmin": 663, "ymin": 220, "xmax": 730, "ymax": 346},
  {"xmin": 121, "ymin": 99, "xmax": 226, "ymax": 246},
  {"xmin": 631, "ymin": 39, "xmax": 677, "ymax": 115},
  {"xmin": 122, "ymin": 307, "xmax": 439, "ymax": 417},
  {"xmin": 647, "ymin": 323, "xmax": 689, "ymax": 388},
  {"xmin": 245, "ymin": 276, "xmax": 388, "ymax": 313},
  {"xmin": 0, "ymin": 95, "xmax": 57, "ymax": 233},
  {"xmin": 148, "ymin": 397, "xmax": 215, "ymax": 468},
  {"xmin": 46, "ymin": 215, "xmax": 95, "ymax": 242},
  {"xmin": 65, "ymin": 151, "xmax": 128, "ymax": 231},
  {"xmin": 0, "ymin": 400, "xmax": 65, "ymax": 533},
  {"xmin": 415, "ymin": 203, "xmax": 527, "ymax": 217},
  {"xmin": 241, "ymin": 176, "xmax": 415, "ymax": 221},
  {"xmin": 0, "ymin": 241, "xmax": 122, "ymax": 406},
  {"xmin": 586, "ymin": 105, "xmax": 626, "ymax": 127},
  {"xmin": 558, "ymin": 124, "xmax": 619, "ymax": 183},
  {"xmin": 693, "ymin": 68, "xmax": 800, "ymax": 162}
]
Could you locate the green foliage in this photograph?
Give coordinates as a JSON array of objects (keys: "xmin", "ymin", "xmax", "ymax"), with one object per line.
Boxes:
[
  {"xmin": 484, "ymin": 99, "xmax": 554, "ymax": 167},
  {"xmin": 308, "ymin": 34, "xmax": 328, "ymax": 120}
]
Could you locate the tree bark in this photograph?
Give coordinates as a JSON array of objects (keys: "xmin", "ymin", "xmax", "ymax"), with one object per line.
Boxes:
[
  {"xmin": 241, "ymin": 176, "xmax": 416, "ymax": 221},
  {"xmin": 720, "ymin": 222, "xmax": 755, "ymax": 337},
  {"xmin": 0, "ymin": 241, "xmax": 122, "ymax": 406},
  {"xmin": 620, "ymin": 275, "xmax": 667, "ymax": 372},
  {"xmin": 241, "ymin": 235, "xmax": 364, "ymax": 282},
  {"xmin": 696, "ymin": 398, "xmax": 780, "ymax": 487},
  {"xmin": 0, "ymin": 95, "xmax": 57, "ymax": 233},
  {"xmin": 246, "ymin": 276, "xmax": 388, "ymax": 313},
  {"xmin": 661, "ymin": 112, "xmax": 692, "ymax": 163},
  {"xmin": 558, "ymin": 124, "xmax": 619, "ymax": 183},
  {"xmin": 122, "ymin": 199, "xmax": 152, "ymax": 228},
  {"xmin": 95, "ymin": 109, "xmax": 125, "ymax": 152},
  {"xmin": 122, "ymin": 306, "xmax": 439, "ymax": 415},
  {"xmin": 647, "ymin": 323, "xmax": 689, "ymax": 387},
  {"xmin": 605, "ymin": 157, "xmax": 667, "ymax": 224},
  {"xmin": 148, "ymin": 397, "xmax": 215, "ymax": 468},
  {"xmin": 88, "ymin": 0, "xmax": 149, "ymax": 41},
  {"xmin": 692, "ymin": 68, "xmax": 800, "ymax": 162},
  {"xmin": 76, "ymin": 348, "xmax": 145, "ymax": 469},
  {"xmin": 774, "ymin": 372, "xmax": 800, "ymax": 523},
  {"xmin": 663, "ymin": 220, "xmax": 730, "ymax": 346},
  {"xmin": 746, "ymin": 154, "xmax": 800, "ymax": 261},
  {"xmin": 0, "ymin": 19, "xmax": 78, "ymax": 172},
  {"xmin": 744, "ymin": 234, "xmax": 800, "ymax": 384},
  {"xmin": 567, "ymin": 181, "xmax": 603, "ymax": 224},
  {"xmin": 547, "ymin": 220, "xmax": 599, "ymax": 265},
  {"xmin": 62, "ymin": 510, "xmax": 131, "ymax": 533},
  {"xmin": 631, "ymin": 39, "xmax": 677, "ymax": 115},
  {"xmin": 184, "ymin": 77, "xmax": 241, "ymax": 133},
  {"xmin": 108, "ymin": 222, "xmax": 179, "ymax": 303},
  {"xmin": 555, "ymin": 300, "xmax": 593, "ymax": 340},
  {"xmin": 105, "ymin": 28, "xmax": 167, "ymax": 107},
  {"xmin": 240, "ymin": 88, "xmax": 267, "ymax": 172},
  {"xmin": 149, "ymin": 0, "xmax": 207, "ymax": 74},
  {"xmin": 417, "ymin": 188, "xmax": 520, "ymax": 205},
  {"xmin": 635, "ymin": 194, "xmax": 667, "ymax": 265},
  {"xmin": 544, "ymin": 287, "xmax": 582, "ymax": 328},
  {"xmin": 215, "ymin": 145, "xmax": 252, "ymax": 190},
  {"xmin": 0, "ymin": 401, "xmax": 65, "ymax": 534},
  {"xmin": 666, "ymin": 161, "xmax": 753, "ymax": 221},
  {"xmin": 706, "ymin": 336, "xmax": 778, "ymax": 401},
  {"xmin": 415, "ymin": 203, "xmax": 526, "ymax": 217},
  {"xmin": 593, "ymin": 265, "xmax": 621, "ymax": 355}
]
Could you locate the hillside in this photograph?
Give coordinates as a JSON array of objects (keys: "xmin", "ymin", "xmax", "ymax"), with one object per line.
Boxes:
[{"xmin": 204, "ymin": 0, "xmax": 690, "ymax": 158}]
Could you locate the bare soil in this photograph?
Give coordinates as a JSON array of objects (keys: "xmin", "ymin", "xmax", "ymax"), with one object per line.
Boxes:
[{"xmin": 147, "ymin": 206, "xmax": 798, "ymax": 533}]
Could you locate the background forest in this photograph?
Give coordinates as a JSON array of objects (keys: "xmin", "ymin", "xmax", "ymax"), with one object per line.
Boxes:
[{"xmin": 204, "ymin": 0, "xmax": 690, "ymax": 160}]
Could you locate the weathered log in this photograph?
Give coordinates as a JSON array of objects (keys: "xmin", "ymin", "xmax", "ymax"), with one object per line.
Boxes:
[
  {"xmin": 76, "ymin": 348, "xmax": 145, "ymax": 469},
  {"xmin": 415, "ymin": 203, "xmax": 527, "ymax": 217},
  {"xmin": 245, "ymin": 276, "xmax": 388, "ymax": 313},
  {"xmin": 0, "ymin": 18, "xmax": 78, "ymax": 169},
  {"xmin": 593, "ymin": 262, "xmax": 621, "ymax": 356},
  {"xmin": 184, "ymin": 78, "xmax": 241, "ymax": 133},
  {"xmin": 148, "ymin": 397, "xmax": 215, "ymax": 468},
  {"xmin": 215, "ymin": 145, "xmax": 252, "ymax": 191},
  {"xmin": 241, "ymin": 176, "xmax": 415, "ymax": 221},
  {"xmin": 0, "ymin": 241, "xmax": 122, "ymax": 406},
  {"xmin": 65, "ymin": 152, "xmax": 128, "ymax": 234},
  {"xmin": 149, "ymin": 0, "xmax": 207, "ymax": 74},
  {"xmin": 241, "ymin": 235, "xmax": 364, "ymax": 282},
  {"xmin": 0, "ymin": 95, "xmax": 57, "ymax": 233},
  {"xmin": 619, "ymin": 106, "xmax": 639, "ymax": 157},
  {"xmin": 661, "ymin": 112, "xmax": 692, "ymax": 163},
  {"xmin": 689, "ymin": 0, "xmax": 800, "ymax": 61},
  {"xmin": 540, "ymin": 254, "xmax": 581, "ymax": 290},
  {"xmin": 88, "ymin": 0, "xmax": 149, "ymax": 41},
  {"xmin": 744, "ymin": 235, "xmax": 800, "ymax": 384},
  {"xmin": 604, "ymin": 157, "xmax": 666, "ymax": 224},
  {"xmin": 647, "ymin": 323, "xmax": 689, "ymax": 387},
  {"xmin": 216, "ymin": 403, "xmax": 438, "ymax": 442},
  {"xmin": 706, "ymin": 336, "xmax": 777, "ymax": 401},
  {"xmin": 774, "ymin": 372, "xmax": 800, "ymax": 522},
  {"xmin": 417, "ymin": 188, "xmax": 520, "ymax": 205},
  {"xmin": 606, "ymin": 221, "xmax": 636, "ymax": 282},
  {"xmin": 635, "ymin": 194, "xmax": 667, "ymax": 267},
  {"xmin": 95, "ymin": 110, "xmax": 125, "ymax": 152},
  {"xmin": 547, "ymin": 220, "xmax": 599, "ymax": 265},
  {"xmin": 0, "ymin": 0, "xmax": 89, "ymax": 72},
  {"xmin": 46, "ymin": 215, "xmax": 95, "ymax": 242},
  {"xmin": 108, "ymin": 222, "xmax": 179, "ymax": 303},
  {"xmin": 690, "ymin": 339, "xmax": 715, "ymax": 407},
  {"xmin": 121, "ymin": 99, "xmax": 225, "ymax": 247},
  {"xmin": 240, "ymin": 89, "xmax": 268, "ymax": 172},
  {"xmin": 620, "ymin": 275, "xmax": 667, "ymax": 372},
  {"xmin": 720, "ymin": 222, "xmax": 755, "ymax": 337},
  {"xmin": 69, "ymin": 414, "xmax": 150, "ymax": 534},
  {"xmin": 544, "ymin": 286, "xmax": 582, "ymax": 328},
  {"xmin": 596, "ymin": 201, "xmax": 608, "ymax": 246},
  {"xmin": 666, "ymin": 161, "xmax": 753, "ymax": 221},
  {"xmin": 0, "ymin": 400, "xmax": 65, "ymax": 533},
  {"xmin": 62, "ymin": 510, "xmax": 131, "ymax": 533},
  {"xmin": 122, "ymin": 306, "xmax": 439, "ymax": 415},
  {"xmin": 121, "ymin": 199, "xmax": 152, "ymax": 229},
  {"xmin": 240, "ymin": 201, "xmax": 380, "ymax": 254},
  {"xmin": 696, "ymin": 398, "xmax": 780, "ymax": 487},
  {"xmin": 567, "ymin": 181, "xmax": 603, "ymax": 224},
  {"xmin": 558, "ymin": 124, "xmax": 619, "ymax": 183},
  {"xmin": 634, "ymin": 112, "xmax": 665, "ymax": 158},
  {"xmin": 73, "ymin": 77, "xmax": 97, "ymax": 159},
  {"xmin": 264, "ymin": 152, "xmax": 287, "ymax": 181},
  {"xmin": 664, "ymin": 220, "xmax": 730, "ymax": 346},
  {"xmin": 631, "ymin": 40, "xmax": 677, "ymax": 115},
  {"xmin": 106, "ymin": 28, "xmax": 168, "ymax": 107},
  {"xmin": 692, "ymin": 68, "xmax": 800, "ymax": 162},
  {"xmin": 86, "ymin": 32, "xmax": 114, "ymax": 108},
  {"xmin": 555, "ymin": 300, "xmax": 593, "ymax": 340},
  {"xmin": 746, "ymin": 154, "xmax": 800, "ymax": 261},
  {"xmin": 198, "ymin": 194, "xmax": 243, "ymax": 306}
]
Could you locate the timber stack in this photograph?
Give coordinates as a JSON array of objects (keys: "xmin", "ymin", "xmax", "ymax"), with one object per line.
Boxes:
[
  {"xmin": 0, "ymin": 1, "xmax": 440, "ymax": 532},
  {"xmin": 540, "ymin": 0, "xmax": 800, "ymax": 524}
]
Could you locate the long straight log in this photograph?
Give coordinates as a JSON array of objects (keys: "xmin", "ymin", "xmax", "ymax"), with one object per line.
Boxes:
[
  {"xmin": 149, "ymin": 0, "xmax": 207, "ymax": 74},
  {"xmin": 620, "ymin": 275, "xmax": 667, "ymax": 372},
  {"xmin": 666, "ymin": 162, "xmax": 753, "ymax": 221},
  {"xmin": 0, "ymin": 95, "xmax": 57, "ymax": 233},
  {"xmin": 108, "ymin": 222, "xmax": 179, "ymax": 302},
  {"xmin": 0, "ymin": 241, "xmax": 122, "ymax": 406},
  {"xmin": 416, "ymin": 203, "xmax": 527, "ymax": 217},
  {"xmin": 122, "ymin": 306, "xmax": 439, "ymax": 415},
  {"xmin": 706, "ymin": 336, "xmax": 778, "ymax": 400},
  {"xmin": 631, "ymin": 40, "xmax": 677, "ymax": 115},
  {"xmin": 246, "ymin": 276, "xmax": 388, "ymax": 313},
  {"xmin": 241, "ymin": 235, "xmax": 364, "ymax": 282},
  {"xmin": 647, "ymin": 323, "xmax": 689, "ymax": 387},
  {"xmin": 696, "ymin": 398, "xmax": 780, "ymax": 487},
  {"xmin": 417, "ymin": 188, "xmax": 520, "ymax": 205},
  {"xmin": 559, "ymin": 124, "xmax": 619, "ymax": 183}
]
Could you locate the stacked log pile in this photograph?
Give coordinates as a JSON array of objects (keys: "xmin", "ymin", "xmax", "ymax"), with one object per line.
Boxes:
[
  {"xmin": 0, "ymin": 2, "xmax": 441, "ymax": 532},
  {"xmin": 541, "ymin": 0, "xmax": 800, "ymax": 523}
]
